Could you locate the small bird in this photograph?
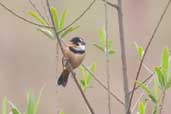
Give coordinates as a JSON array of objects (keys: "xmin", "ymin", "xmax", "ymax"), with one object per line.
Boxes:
[{"xmin": 57, "ymin": 37, "xmax": 86, "ymax": 87}]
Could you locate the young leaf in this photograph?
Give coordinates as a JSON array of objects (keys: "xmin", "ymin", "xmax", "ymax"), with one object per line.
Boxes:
[
  {"xmin": 50, "ymin": 7, "xmax": 59, "ymax": 31},
  {"xmin": 2, "ymin": 96, "xmax": 7, "ymax": 114},
  {"xmin": 37, "ymin": 28, "xmax": 56, "ymax": 40},
  {"xmin": 93, "ymin": 44, "xmax": 104, "ymax": 52},
  {"xmin": 8, "ymin": 101, "xmax": 21, "ymax": 114},
  {"xmin": 28, "ymin": 10, "xmax": 47, "ymax": 25},
  {"xmin": 89, "ymin": 63, "xmax": 96, "ymax": 72},
  {"xmin": 98, "ymin": 29, "xmax": 106, "ymax": 46},
  {"xmin": 26, "ymin": 90, "xmax": 35, "ymax": 114},
  {"xmin": 11, "ymin": 108, "xmax": 20, "ymax": 114},
  {"xmin": 154, "ymin": 67, "xmax": 165, "ymax": 88},
  {"xmin": 138, "ymin": 101, "xmax": 145, "ymax": 114},
  {"xmin": 80, "ymin": 80, "xmax": 86, "ymax": 90},
  {"xmin": 161, "ymin": 47, "xmax": 169, "ymax": 79},
  {"xmin": 60, "ymin": 26, "xmax": 80, "ymax": 38},
  {"xmin": 59, "ymin": 9, "xmax": 67, "ymax": 30},
  {"xmin": 134, "ymin": 42, "xmax": 144, "ymax": 58},
  {"xmin": 59, "ymin": 111, "xmax": 65, "ymax": 114},
  {"xmin": 136, "ymin": 81, "xmax": 157, "ymax": 103}
]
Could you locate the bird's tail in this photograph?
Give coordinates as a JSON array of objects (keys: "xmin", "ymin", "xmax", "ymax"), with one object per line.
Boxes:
[{"xmin": 57, "ymin": 69, "xmax": 70, "ymax": 87}]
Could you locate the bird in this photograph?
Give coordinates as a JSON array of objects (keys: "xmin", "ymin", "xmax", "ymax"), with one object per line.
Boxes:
[{"xmin": 57, "ymin": 37, "xmax": 86, "ymax": 87}]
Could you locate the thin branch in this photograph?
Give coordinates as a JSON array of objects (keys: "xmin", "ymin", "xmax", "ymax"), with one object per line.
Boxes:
[
  {"xmin": 41, "ymin": 0, "xmax": 51, "ymax": 24},
  {"xmin": 102, "ymin": 0, "xmax": 119, "ymax": 9},
  {"xmin": 104, "ymin": 2, "xmax": 111, "ymax": 114},
  {"xmin": 46, "ymin": 1, "xmax": 95, "ymax": 114},
  {"xmin": 131, "ymin": 76, "xmax": 154, "ymax": 113},
  {"xmin": 58, "ymin": 0, "xmax": 96, "ymax": 33},
  {"xmin": 117, "ymin": 0, "xmax": 130, "ymax": 114},
  {"xmin": 0, "ymin": 0, "xmax": 96, "ymax": 34},
  {"xmin": 0, "ymin": 1, "xmax": 53, "ymax": 29},
  {"xmin": 28, "ymin": 0, "xmax": 49, "ymax": 25},
  {"xmin": 128, "ymin": 0, "xmax": 171, "ymax": 112},
  {"xmin": 158, "ymin": 91, "xmax": 166, "ymax": 114},
  {"xmin": 81, "ymin": 64, "xmax": 125, "ymax": 105}
]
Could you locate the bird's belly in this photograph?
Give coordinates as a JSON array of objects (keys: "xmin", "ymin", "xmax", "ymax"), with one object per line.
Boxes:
[{"xmin": 70, "ymin": 54, "xmax": 85, "ymax": 68}]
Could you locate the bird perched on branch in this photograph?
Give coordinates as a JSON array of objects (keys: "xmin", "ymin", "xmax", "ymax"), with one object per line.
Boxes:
[{"xmin": 57, "ymin": 37, "xmax": 86, "ymax": 87}]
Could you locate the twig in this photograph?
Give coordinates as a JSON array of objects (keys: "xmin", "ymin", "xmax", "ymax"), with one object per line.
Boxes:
[
  {"xmin": 104, "ymin": 2, "xmax": 111, "ymax": 114},
  {"xmin": 102, "ymin": 0, "xmax": 119, "ymax": 9},
  {"xmin": 81, "ymin": 64, "xmax": 125, "ymax": 105},
  {"xmin": 117, "ymin": 0, "xmax": 130, "ymax": 114},
  {"xmin": 46, "ymin": 1, "xmax": 95, "ymax": 114},
  {"xmin": 158, "ymin": 91, "xmax": 166, "ymax": 114},
  {"xmin": 0, "ymin": 1, "xmax": 53, "ymax": 29},
  {"xmin": 41, "ymin": 0, "xmax": 50, "ymax": 24},
  {"xmin": 28, "ymin": 0, "xmax": 49, "ymax": 25},
  {"xmin": 0, "ymin": 0, "xmax": 96, "ymax": 34},
  {"xmin": 58, "ymin": 0, "xmax": 96, "ymax": 33},
  {"xmin": 128, "ymin": 0, "xmax": 171, "ymax": 112},
  {"xmin": 129, "ymin": 73, "xmax": 153, "ymax": 94},
  {"xmin": 131, "ymin": 76, "xmax": 154, "ymax": 113}
]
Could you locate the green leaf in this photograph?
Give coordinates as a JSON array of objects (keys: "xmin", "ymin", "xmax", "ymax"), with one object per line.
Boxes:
[
  {"xmin": 93, "ymin": 44, "xmax": 105, "ymax": 52},
  {"xmin": 34, "ymin": 86, "xmax": 45, "ymax": 114},
  {"xmin": 89, "ymin": 63, "xmax": 96, "ymax": 72},
  {"xmin": 161, "ymin": 47, "xmax": 169, "ymax": 80},
  {"xmin": 11, "ymin": 108, "xmax": 20, "ymax": 114},
  {"xmin": 2, "ymin": 96, "xmax": 7, "ymax": 114},
  {"xmin": 138, "ymin": 101, "xmax": 145, "ymax": 114},
  {"xmin": 60, "ymin": 26, "xmax": 80, "ymax": 38},
  {"xmin": 98, "ymin": 29, "xmax": 106, "ymax": 46},
  {"xmin": 28, "ymin": 10, "xmax": 47, "ymax": 25},
  {"xmin": 37, "ymin": 28, "xmax": 56, "ymax": 40},
  {"xmin": 59, "ymin": 111, "xmax": 65, "ymax": 114},
  {"xmin": 50, "ymin": 7, "xmax": 59, "ymax": 31},
  {"xmin": 136, "ymin": 81, "xmax": 157, "ymax": 103},
  {"xmin": 154, "ymin": 67, "xmax": 165, "ymax": 88},
  {"xmin": 80, "ymin": 80, "xmax": 86, "ymax": 90},
  {"xmin": 108, "ymin": 49, "xmax": 115, "ymax": 55},
  {"xmin": 59, "ymin": 9, "xmax": 67, "ymax": 30},
  {"xmin": 134, "ymin": 42, "xmax": 144, "ymax": 58},
  {"xmin": 8, "ymin": 101, "xmax": 21, "ymax": 114},
  {"xmin": 26, "ymin": 90, "xmax": 35, "ymax": 114},
  {"xmin": 165, "ymin": 76, "xmax": 171, "ymax": 89}
]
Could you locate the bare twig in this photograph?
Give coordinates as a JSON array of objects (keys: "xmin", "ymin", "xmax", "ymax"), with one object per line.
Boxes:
[
  {"xmin": 116, "ymin": 0, "xmax": 130, "ymax": 114},
  {"xmin": 58, "ymin": 0, "xmax": 96, "ymax": 33},
  {"xmin": 131, "ymin": 76, "xmax": 154, "ymax": 113},
  {"xmin": 128, "ymin": 0, "xmax": 171, "ymax": 112},
  {"xmin": 158, "ymin": 91, "xmax": 166, "ymax": 114},
  {"xmin": 0, "ymin": 1, "xmax": 53, "ymax": 29},
  {"xmin": 104, "ymin": 2, "xmax": 111, "ymax": 114},
  {"xmin": 41, "ymin": 0, "xmax": 50, "ymax": 24},
  {"xmin": 81, "ymin": 64, "xmax": 125, "ymax": 105},
  {"xmin": 28, "ymin": 0, "xmax": 49, "ymax": 25},
  {"xmin": 102, "ymin": 0, "xmax": 118, "ymax": 9},
  {"xmin": 46, "ymin": 0, "xmax": 95, "ymax": 114}
]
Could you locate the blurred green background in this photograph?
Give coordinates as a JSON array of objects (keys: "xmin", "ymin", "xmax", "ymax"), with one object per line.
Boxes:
[{"xmin": 0, "ymin": 0, "xmax": 171, "ymax": 114}]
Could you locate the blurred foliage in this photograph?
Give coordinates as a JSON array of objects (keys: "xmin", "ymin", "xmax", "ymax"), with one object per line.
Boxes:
[
  {"xmin": 28, "ymin": 7, "xmax": 79, "ymax": 40},
  {"xmin": 94, "ymin": 29, "xmax": 115, "ymax": 55},
  {"xmin": 136, "ymin": 47, "xmax": 171, "ymax": 114},
  {"xmin": 1, "ymin": 89, "xmax": 44, "ymax": 114},
  {"xmin": 79, "ymin": 63, "xmax": 96, "ymax": 91}
]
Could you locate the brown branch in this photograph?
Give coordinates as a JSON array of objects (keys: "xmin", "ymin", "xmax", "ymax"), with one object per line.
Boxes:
[
  {"xmin": 104, "ymin": 2, "xmax": 111, "ymax": 114},
  {"xmin": 46, "ymin": 0, "xmax": 95, "ymax": 114},
  {"xmin": 116, "ymin": 0, "xmax": 130, "ymax": 114},
  {"xmin": 102, "ymin": 0, "xmax": 119, "ymax": 9},
  {"xmin": 128, "ymin": 0, "xmax": 171, "ymax": 112},
  {"xmin": 0, "ymin": 1, "xmax": 53, "ymax": 29},
  {"xmin": 81, "ymin": 64, "xmax": 125, "ymax": 105}
]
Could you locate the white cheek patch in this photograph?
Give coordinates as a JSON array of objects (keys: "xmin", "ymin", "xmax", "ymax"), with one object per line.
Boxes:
[{"xmin": 79, "ymin": 45, "xmax": 85, "ymax": 50}]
